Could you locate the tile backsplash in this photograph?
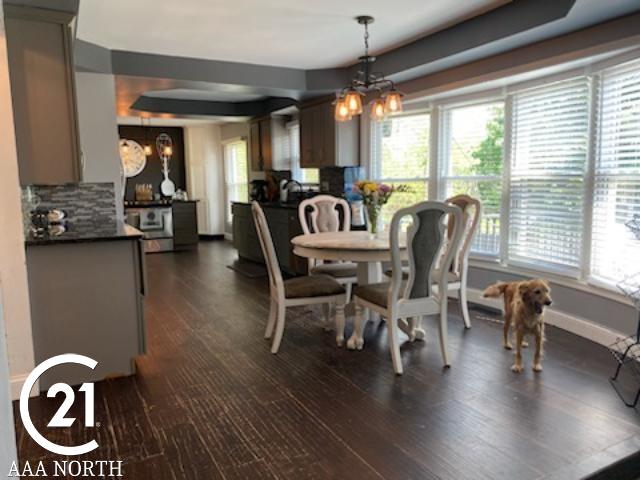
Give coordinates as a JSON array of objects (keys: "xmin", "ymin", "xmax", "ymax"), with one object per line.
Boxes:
[{"xmin": 24, "ymin": 183, "xmax": 117, "ymax": 227}]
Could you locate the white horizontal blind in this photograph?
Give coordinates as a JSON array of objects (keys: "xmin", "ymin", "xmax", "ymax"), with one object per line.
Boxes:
[
  {"xmin": 370, "ymin": 112, "xmax": 430, "ymax": 224},
  {"xmin": 441, "ymin": 102, "xmax": 504, "ymax": 256},
  {"xmin": 509, "ymin": 78, "xmax": 590, "ymax": 274},
  {"xmin": 591, "ymin": 60, "xmax": 640, "ymax": 283}
]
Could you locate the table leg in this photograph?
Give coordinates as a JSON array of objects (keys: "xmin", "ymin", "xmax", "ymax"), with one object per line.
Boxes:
[{"xmin": 347, "ymin": 262, "xmax": 382, "ymax": 349}]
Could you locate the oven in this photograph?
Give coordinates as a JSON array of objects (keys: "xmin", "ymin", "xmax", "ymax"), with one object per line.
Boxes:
[{"xmin": 125, "ymin": 207, "xmax": 174, "ymax": 253}]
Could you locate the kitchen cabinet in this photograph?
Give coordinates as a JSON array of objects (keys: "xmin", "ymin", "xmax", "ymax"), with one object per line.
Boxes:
[
  {"xmin": 232, "ymin": 202, "xmax": 307, "ymax": 275},
  {"xmin": 300, "ymin": 100, "xmax": 359, "ymax": 168},
  {"xmin": 5, "ymin": 6, "xmax": 82, "ymax": 185},
  {"xmin": 26, "ymin": 236, "xmax": 146, "ymax": 390},
  {"xmin": 172, "ymin": 201, "xmax": 199, "ymax": 251},
  {"xmin": 249, "ymin": 117, "xmax": 273, "ymax": 171}
]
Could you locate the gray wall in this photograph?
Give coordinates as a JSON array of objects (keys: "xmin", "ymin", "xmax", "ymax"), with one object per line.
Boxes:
[
  {"xmin": 75, "ymin": 72, "xmax": 123, "ymax": 219},
  {"xmin": 468, "ymin": 266, "xmax": 638, "ymax": 335},
  {"xmin": 0, "ymin": 296, "xmax": 18, "ymax": 474}
]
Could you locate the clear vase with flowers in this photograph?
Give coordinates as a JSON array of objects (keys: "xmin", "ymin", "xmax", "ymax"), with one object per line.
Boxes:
[{"xmin": 353, "ymin": 181, "xmax": 409, "ymax": 236}]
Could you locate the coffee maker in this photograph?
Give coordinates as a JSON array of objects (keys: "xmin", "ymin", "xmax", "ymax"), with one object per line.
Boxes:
[{"xmin": 249, "ymin": 180, "xmax": 268, "ymax": 202}]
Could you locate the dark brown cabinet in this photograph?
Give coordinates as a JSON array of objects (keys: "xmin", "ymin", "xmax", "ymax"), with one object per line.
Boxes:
[
  {"xmin": 5, "ymin": 6, "xmax": 82, "ymax": 185},
  {"xmin": 172, "ymin": 201, "xmax": 199, "ymax": 251},
  {"xmin": 300, "ymin": 100, "xmax": 359, "ymax": 168},
  {"xmin": 249, "ymin": 117, "xmax": 273, "ymax": 171},
  {"xmin": 232, "ymin": 203, "xmax": 307, "ymax": 275}
]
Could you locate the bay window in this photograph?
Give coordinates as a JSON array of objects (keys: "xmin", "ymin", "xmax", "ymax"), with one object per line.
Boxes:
[{"xmin": 367, "ymin": 55, "xmax": 640, "ymax": 293}]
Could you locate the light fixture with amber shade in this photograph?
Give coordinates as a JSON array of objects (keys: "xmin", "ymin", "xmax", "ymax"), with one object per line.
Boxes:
[{"xmin": 334, "ymin": 16, "xmax": 404, "ymax": 123}]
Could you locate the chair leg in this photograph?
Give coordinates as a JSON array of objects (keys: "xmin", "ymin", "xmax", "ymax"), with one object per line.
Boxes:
[
  {"xmin": 322, "ymin": 303, "xmax": 332, "ymax": 332},
  {"xmin": 387, "ymin": 316, "xmax": 403, "ymax": 375},
  {"xmin": 409, "ymin": 316, "xmax": 426, "ymax": 341},
  {"xmin": 439, "ymin": 300, "xmax": 451, "ymax": 367},
  {"xmin": 335, "ymin": 301, "xmax": 346, "ymax": 347},
  {"xmin": 270, "ymin": 302, "xmax": 286, "ymax": 354},
  {"xmin": 459, "ymin": 283, "xmax": 471, "ymax": 329},
  {"xmin": 265, "ymin": 299, "xmax": 277, "ymax": 339},
  {"xmin": 347, "ymin": 303, "xmax": 366, "ymax": 350},
  {"xmin": 345, "ymin": 282, "xmax": 353, "ymax": 303}
]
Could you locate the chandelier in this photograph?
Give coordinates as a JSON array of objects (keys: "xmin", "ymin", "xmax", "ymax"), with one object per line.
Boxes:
[{"xmin": 334, "ymin": 16, "xmax": 404, "ymax": 123}]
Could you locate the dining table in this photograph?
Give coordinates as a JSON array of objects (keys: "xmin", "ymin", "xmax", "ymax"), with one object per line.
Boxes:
[{"xmin": 291, "ymin": 231, "xmax": 409, "ymax": 338}]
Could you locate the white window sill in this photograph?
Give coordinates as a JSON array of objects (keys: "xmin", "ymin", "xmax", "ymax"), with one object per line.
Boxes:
[{"xmin": 468, "ymin": 257, "xmax": 634, "ymax": 308}]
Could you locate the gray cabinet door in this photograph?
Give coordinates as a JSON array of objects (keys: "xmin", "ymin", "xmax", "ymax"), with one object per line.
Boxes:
[{"xmin": 5, "ymin": 7, "xmax": 81, "ymax": 185}]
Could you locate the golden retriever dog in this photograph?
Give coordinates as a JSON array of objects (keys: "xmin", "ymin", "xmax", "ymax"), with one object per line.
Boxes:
[{"xmin": 483, "ymin": 279, "xmax": 552, "ymax": 373}]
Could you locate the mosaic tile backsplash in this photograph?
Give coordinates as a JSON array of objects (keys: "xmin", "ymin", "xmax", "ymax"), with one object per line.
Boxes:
[{"xmin": 25, "ymin": 183, "xmax": 117, "ymax": 228}]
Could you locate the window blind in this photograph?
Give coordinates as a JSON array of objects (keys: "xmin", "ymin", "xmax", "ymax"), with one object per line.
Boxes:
[
  {"xmin": 224, "ymin": 140, "xmax": 248, "ymax": 224},
  {"xmin": 591, "ymin": 60, "xmax": 640, "ymax": 283},
  {"xmin": 509, "ymin": 78, "xmax": 590, "ymax": 273}
]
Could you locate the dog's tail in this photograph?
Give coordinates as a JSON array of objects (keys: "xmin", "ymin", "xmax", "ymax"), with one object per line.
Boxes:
[{"xmin": 483, "ymin": 282, "xmax": 509, "ymax": 299}]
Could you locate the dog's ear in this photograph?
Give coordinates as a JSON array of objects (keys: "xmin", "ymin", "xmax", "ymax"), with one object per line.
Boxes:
[{"xmin": 518, "ymin": 282, "xmax": 531, "ymax": 301}]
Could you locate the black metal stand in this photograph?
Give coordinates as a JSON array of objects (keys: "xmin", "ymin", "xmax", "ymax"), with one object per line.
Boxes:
[{"xmin": 609, "ymin": 311, "xmax": 640, "ymax": 408}]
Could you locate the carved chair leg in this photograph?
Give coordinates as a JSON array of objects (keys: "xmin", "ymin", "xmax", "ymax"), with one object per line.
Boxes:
[
  {"xmin": 265, "ymin": 299, "xmax": 277, "ymax": 339},
  {"xmin": 388, "ymin": 315, "xmax": 403, "ymax": 375},
  {"xmin": 347, "ymin": 303, "xmax": 366, "ymax": 350},
  {"xmin": 335, "ymin": 301, "xmax": 346, "ymax": 347},
  {"xmin": 270, "ymin": 302, "xmax": 286, "ymax": 354}
]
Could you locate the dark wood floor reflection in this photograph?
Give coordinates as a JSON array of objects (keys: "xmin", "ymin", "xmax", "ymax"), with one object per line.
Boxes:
[{"xmin": 14, "ymin": 241, "xmax": 640, "ymax": 479}]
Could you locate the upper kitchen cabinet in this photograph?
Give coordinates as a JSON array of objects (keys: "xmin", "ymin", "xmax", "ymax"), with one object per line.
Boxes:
[
  {"xmin": 300, "ymin": 100, "xmax": 359, "ymax": 168},
  {"xmin": 5, "ymin": 6, "xmax": 82, "ymax": 185},
  {"xmin": 249, "ymin": 117, "xmax": 272, "ymax": 171}
]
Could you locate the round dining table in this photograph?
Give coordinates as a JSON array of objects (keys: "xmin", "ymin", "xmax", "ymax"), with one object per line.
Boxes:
[{"xmin": 291, "ymin": 231, "xmax": 406, "ymax": 286}]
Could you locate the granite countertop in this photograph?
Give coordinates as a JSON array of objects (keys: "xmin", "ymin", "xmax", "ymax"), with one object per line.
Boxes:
[
  {"xmin": 25, "ymin": 221, "xmax": 143, "ymax": 246},
  {"xmin": 232, "ymin": 201, "xmax": 300, "ymax": 210},
  {"xmin": 124, "ymin": 199, "xmax": 199, "ymax": 208}
]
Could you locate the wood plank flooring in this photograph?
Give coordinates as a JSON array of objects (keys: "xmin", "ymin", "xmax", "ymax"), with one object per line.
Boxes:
[{"xmin": 13, "ymin": 241, "xmax": 640, "ymax": 479}]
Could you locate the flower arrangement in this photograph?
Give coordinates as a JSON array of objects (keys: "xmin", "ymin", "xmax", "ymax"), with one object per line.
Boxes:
[{"xmin": 353, "ymin": 181, "xmax": 409, "ymax": 234}]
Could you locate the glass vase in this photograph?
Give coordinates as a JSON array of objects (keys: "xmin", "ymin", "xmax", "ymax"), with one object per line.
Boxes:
[{"xmin": 366, "ymin": 205, "xmax": 382, "ymax": 236}]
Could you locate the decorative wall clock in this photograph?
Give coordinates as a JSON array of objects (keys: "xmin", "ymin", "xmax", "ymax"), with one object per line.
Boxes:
[{"xmin": 119, "ymin": 139, "xmax": 147, "ymax": 178}]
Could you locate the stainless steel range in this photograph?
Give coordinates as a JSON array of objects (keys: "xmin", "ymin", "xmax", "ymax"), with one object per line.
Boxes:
[{"xmin": 125, "ymin": 207, "xmax": 173, "ymax": 252}]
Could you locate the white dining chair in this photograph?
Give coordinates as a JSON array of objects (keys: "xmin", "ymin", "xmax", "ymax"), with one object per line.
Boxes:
[
  {"xmin": 348, "ymin": 201, "xmax": 464, "ymax": 375},
  {"xmin": 298, "ymin": 195, "xmax": 358, "ymax": 299},
  {"xmin": 252, "ymin": 202, "xmax": 348, "ymax": 351},
  {"xmin": 438, "ymin": 194, "xmax": 482, "ymax": 329},
  {"xmin": 384, "ymin": 194, "xmax": 481, "ymax": 329}
]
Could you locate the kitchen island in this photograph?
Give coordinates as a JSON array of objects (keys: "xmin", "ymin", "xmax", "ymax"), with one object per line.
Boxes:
[{"xmin": 25, "ymin": 221, "xmax": 146, "ymax": 390}]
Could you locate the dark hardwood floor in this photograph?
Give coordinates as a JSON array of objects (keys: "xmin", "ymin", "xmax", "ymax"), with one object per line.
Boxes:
[{"xmin": 14, "ymin": 241, "xmax": 640, "ymax": 479}]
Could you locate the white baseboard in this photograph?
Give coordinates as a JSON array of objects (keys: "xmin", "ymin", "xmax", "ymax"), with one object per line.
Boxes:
[
  {"xmin": 463, "ymin": 287, "xmax": 626, "ymax": 348},
  {"xmin": 224, "ymin": 232, "xmax": 233, "ymax": 241},
  {"xmin": 10, "ymin": 373, "xmax": 28, "ymax": 401}
]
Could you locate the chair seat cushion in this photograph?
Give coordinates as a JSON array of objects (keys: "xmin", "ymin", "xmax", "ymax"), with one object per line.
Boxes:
[
  {"xmin": 354, "ymin": 282, "xmax": 404, "ymax": 308},
  {"xmin": 384, "ymin": 266, "xmax": 459, "ymax": 283},
  {"xmin": 284, "ymin": 274, "xmax": 346, "ymax": 299},
  {"xmin": 311, "ymin": 262, "xmax": 358, "ymax": 278}
]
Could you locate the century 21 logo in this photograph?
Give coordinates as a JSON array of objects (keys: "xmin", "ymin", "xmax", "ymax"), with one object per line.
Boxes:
[{"xmin": 20, "ymin": 354, "xmax": 99, "ymax": 456}]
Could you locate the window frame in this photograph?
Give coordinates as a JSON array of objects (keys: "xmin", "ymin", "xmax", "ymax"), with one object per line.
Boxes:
[
  {"xmin": 222, "ymin": 137, "xmax": 249, "ymax": 229},
  {"xmin": 365, "ymin": 52, "xmax": 640, "ymax": 296}
]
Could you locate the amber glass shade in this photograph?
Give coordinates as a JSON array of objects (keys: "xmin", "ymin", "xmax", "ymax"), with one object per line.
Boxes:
[
  {"xmin": 370, "ymin": 98, "xmax": 386, "ymax": 122},
  {"xmin": 143, "ymin": 144, "xmax": 152, "ymax": 156},
  {"xmin": 334, "ymin": 98, "xmax": 351, "ymax": 122},
  {"xmin": 344, "ymin": 89, "xmax": 363, "ymax": 115},
  {"xmin": 163, "ymin": 146, "xmax": 173, "ymax": 156},
  {"xmin": 383, "ymin": 90, "xmax": 404, "ymax": 114}
]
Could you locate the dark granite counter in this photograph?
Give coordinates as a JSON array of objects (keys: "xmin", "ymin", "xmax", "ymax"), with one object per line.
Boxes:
[
  {"xmin": 232, "ymin": 201, "xmax": 300, "ymax": 210},
  {"xmin": 25, "ymin": 221, "xmax": 143, "ymax": 246},
  {"xmin": 124, "ymin": 199, "xmax": 199, "ymax": 209}
]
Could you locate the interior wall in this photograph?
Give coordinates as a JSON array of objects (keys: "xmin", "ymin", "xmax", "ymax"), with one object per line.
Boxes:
[
  {"xmin": 184, "ymin": 124, "xmax": 224, "ymax": 235},
  {"xmin": 0, "ymin": 294, "xmax": 17, "ymax": 480},
  {"xmin": 0, "ymin": 0, "xmax": 34, "ymax": 401},
  {"xmin": 75, "ymin": 72, "xmax": 123, "ymax": 219}
]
